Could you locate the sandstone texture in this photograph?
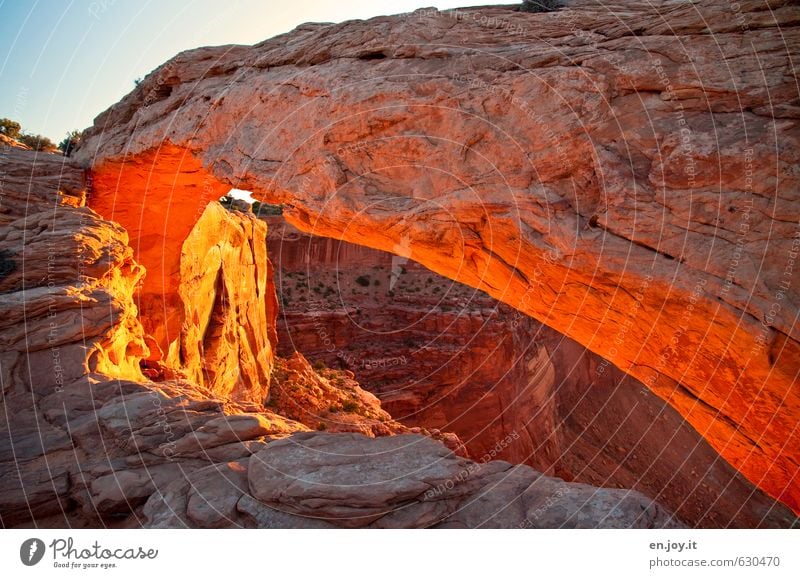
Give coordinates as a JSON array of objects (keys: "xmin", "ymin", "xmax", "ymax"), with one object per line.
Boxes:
[
  {"xmin": 267, "ymin": 351, "xmax": 467, "ymax": 456},
  {"xmin": 0, "ymin": 147, "xmax": 466, "ymax": 528},
  {"xmin": 267, "ymin": 214, "xmax": 798, "ymax": 528},
  {"xmin": 159, "ymin": 202, "xmax": 277, "ymax": 402},
  {"xmin": 144, "ymin": 431, "xmax": 685, "ymax": 529},
  {"xmin": 0, "ymin": 146, "xmax": 145, "ymax": 389},
  {"xmin": 75, "ymin": 0, "xmax": 800, "ymax": 511}
]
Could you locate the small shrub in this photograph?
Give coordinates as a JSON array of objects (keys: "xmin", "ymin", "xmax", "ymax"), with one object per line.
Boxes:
[
  {"xmin": 17, "ymin": 133, "xmax": 57, "ymax": 151},
  {"xmin": 251, "ymin": 201, "xmax": 283, "ymax": 216},
  {"xmin": 328, "ymin": 405, "xmax": 339, "ymax": 414},
  {"xmin": 58, "ymin": 130, "xmax": 82, "ymax": 157},
  {"xmin": 0, "ymin": 118, "xmax": 21, "ymax": 139},
  {"xmin": 312, "ymin": 359, "xmax": 327, "ymax": 371},
  {"xmin": 341, "ymin": 400, "xmax": 359, "ymax": 413},
  {"xmin": 355, "ymin": 275, "xmax": 371, "ymax": 287},
  {"xmin": 317, "ymin": 422, "xmax": 327, "ymax": 431}
]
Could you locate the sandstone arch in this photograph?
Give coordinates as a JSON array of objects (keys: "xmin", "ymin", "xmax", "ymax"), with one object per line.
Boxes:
[{"xmin": 75, "ymin": 1, "xmax": 800, "ymax": 511}]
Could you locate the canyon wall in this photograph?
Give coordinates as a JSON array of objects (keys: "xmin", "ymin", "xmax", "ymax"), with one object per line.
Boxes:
[
  {"xmin": 74, "ymin": 0, "xmax": 800, "ymax": 510},
  {"xmin": 266, "ymin": 215, "xmax": 797, "ymax": 528},
  {"xmin": 0, "ymin": 147, "xmax": 146, "ymax": 389}
]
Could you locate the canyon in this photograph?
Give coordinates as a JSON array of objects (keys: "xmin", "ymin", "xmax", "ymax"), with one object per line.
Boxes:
[
  {"xmin": 265, "ymin": 214, "xmax": 796, "ymax": 527},
  {"xmin": 1, "ymin": 0, "xmax": 798, "ymax": 528},
  {"xmin": 76, "ymin": 0, "xmax": 799, "ymax": 512},
  {"xmin": 0, "ymin": 145, "xmax": 681, "ymax": 528}
]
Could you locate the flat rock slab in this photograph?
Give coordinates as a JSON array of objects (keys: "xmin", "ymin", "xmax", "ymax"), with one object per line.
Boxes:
[{"xmin": 248, "ymin": 432, "xmax": 467, "ymax": 525}]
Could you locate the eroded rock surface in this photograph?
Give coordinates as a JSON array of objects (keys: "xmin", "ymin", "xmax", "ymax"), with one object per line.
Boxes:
[
  {"xmin": 145, "ymin": 431, "xmax": 685, "ymax": 529},
  {"xmin": 157, "ymin": 202, "xmax": 277, "ymax": 403},
  {"xmin": 0, "ymin": 147, "xmax": 146, "ymax": 389},
  {"xmin": 76, "ymin": 0, "xmax": 800, "ymax": 510},
  {"xmin": 267, "ymin": 214, "xmax": 798, "ymax": 528}
]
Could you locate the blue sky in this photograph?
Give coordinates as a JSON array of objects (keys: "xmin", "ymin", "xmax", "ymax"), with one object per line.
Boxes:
[{"xmin": 0, "ymin": 0, "xmax": 509, "ymax": 141}]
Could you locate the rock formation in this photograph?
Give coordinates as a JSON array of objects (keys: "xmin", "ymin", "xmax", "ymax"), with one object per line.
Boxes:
[
  {"xmin": 266, "ymin": 214, "xmax": 797, "ymax": 528},
  {"xmin": 144, "ymin": 431, "xmax": 684, "ymax": 529},
  {"xmin": 158, "ymin": 202, "xmax": 277, "ymax": 402},
  {"xmin": 2, "ymin": 144, "xmax": 682, "ymax": 529},
  {"xmin": 0, "ymin": 147, "xmax": 146, "ymax": 389},
  {"xmin": 74, "ymin": 0, "xmax": 800, "ymax": 511}
]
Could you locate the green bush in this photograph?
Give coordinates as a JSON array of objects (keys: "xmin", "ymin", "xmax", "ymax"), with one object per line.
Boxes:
[
  {"xmin": 341, "ymin": 400, "xmax": 359, "ymax": 413},
  {"xmin": 252, "ymin": 201, "xmax": 283, "ymax": 216},
  {"xmin": 17, "ymin": 133, "xmax": 57, "ymax": 151},
  {"xmin": 355, "ymin": 275, "xmax": 371, "ymax": 287},
  {"xmin": 58, "ymin": 130, "xmax": 82, "ymax": 157},
  {"xmin": 0, "ymin": 118, "xmax": 21, "ymax": 139}
]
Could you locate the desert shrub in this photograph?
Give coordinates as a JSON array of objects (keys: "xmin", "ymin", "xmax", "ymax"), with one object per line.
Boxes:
[
  {"xmin": 520, "ymin": 0, "xmax": 562, "ymax": 12},
  {"xmin": 341, "ymin": 400, "xmax": 359, "ymax": 413},
  {"xmin": 355, "ymin": 275, "xmax": 370, "ymax": 287},
  {"xmin": 58, "ymin": 130, "xmax": 82, "ymax": 157},
  {"xmin": 317, "ymin": 422, "xmax": 327, "ymax": 431},
  {"xmin": 18, "ymin": 133, "xmax": 57, "ymax": 151},
  {"xmin": 312, "ymin": 359, "xmax": 327, "ymax": 371},
  {"xmin": 252, "ymin": 201, "xmax": 283, "ymax": 216},
  {"xmin": 0, "ymin": 118, "xmax": 21, "ymax": 139}
]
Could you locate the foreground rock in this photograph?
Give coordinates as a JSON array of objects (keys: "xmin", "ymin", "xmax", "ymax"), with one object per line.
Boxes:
[
  {"xmin": 76, "ymin": 0, "xmax": 800, "ymax": 511},
  {"xmin": 267, "ymin": 352, "xmax": 467, "ymax": 455},
  {"xmin": 0, "ymin": 146, "xmax": 447, "ymax": 528},
  {"xmin": 145, "ymin": 432, "xmax": 684, "ymax": 529},
  {"xmin": 0, "ymin": 146, "xmax": 146, "ymax": 389}
]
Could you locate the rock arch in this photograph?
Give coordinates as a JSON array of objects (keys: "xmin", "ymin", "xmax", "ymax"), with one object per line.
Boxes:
[{"xmin": 75, "ymin": 2, "xmax": 800, "ymax": 511}]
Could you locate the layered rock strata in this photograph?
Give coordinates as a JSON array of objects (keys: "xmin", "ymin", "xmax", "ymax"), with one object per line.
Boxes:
[{"xmin": 75, "ymin": 0, "xmax": 800, "ymax": 510}]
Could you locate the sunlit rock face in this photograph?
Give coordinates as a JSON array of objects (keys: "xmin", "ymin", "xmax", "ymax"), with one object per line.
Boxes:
[
  {"xmin": 75, "ymin": 1, "xmax": 800, "ymax": 511},
  {"xmin": 265, "ymin": 215, "xmax": 797, "ymax": 528},
  {"xmin": 163, "ymin": 202, "xmax": 277, "ymax": 403},
  {"xmin": 0, "ymin": 147, "xmax": 147, "ymax": 388},
  {"xmin": 87, "ymin": 145, "xmax": 231, "ymax": 359}
]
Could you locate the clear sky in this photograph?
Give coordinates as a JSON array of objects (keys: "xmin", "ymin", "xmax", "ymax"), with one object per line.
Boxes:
[{"xmin": 0, "ymin": 0, "xmax": 509, "ymax": 142}]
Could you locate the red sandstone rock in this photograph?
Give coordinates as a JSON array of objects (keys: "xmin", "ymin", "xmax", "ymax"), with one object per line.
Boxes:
[
  {"xmin": 266, "ymin": 215, "xmax": 797, "ymax": 528},
  {"xmin": 167, "ymin": 202, "xmax": 276, "ymax": 402},
  {"xmin": 76, "ymin": 1, "xmax": 800, "ymax": 511}
]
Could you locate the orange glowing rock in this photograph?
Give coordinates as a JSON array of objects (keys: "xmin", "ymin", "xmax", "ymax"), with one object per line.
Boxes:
[{"xmin": 76, "ymin": 3, "xmax": 800, "ymax": 512}]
